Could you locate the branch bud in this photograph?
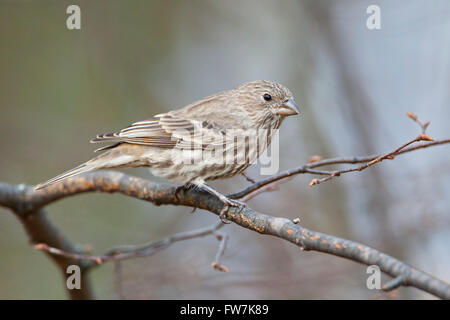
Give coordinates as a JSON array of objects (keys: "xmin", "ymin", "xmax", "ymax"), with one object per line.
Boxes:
[
  {"xmin": 418, "ymin": 134, "xmax": 434, "ymax": 141},
  {"xmin": 308, "ymin": 155, "xmax": 323, "ymax": 163},
  {"xmin": 406, "ymin": 112, "xmax": 417, "ymax": 121},
  {"xmin": 309, "ymin": 179, "xmax": 320, "ymax": 187}
]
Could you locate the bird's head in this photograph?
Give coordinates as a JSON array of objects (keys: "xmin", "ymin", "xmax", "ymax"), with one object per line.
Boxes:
[{"xmin": 236, "ymin": 80, "xmax": 300, "ymax": 120}]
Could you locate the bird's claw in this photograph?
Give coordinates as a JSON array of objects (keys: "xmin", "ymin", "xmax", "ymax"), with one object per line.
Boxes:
[
  {"xmin": 225, "ymin": 198, "xmax": 246, "ymax": 209},
  {"xmin": 174, "ymin": 183, "xmax": 191, "ymax": 200},
  {"xmin": 174, "ymin": 185, "xmax": 184, "ymax": 200},
  {"xmin": 219, "ymin": 207, "xmax": 232, "ymax": 224},
  {"xmin": 219, "ymin": 198, "xmax": 246, "ymax": 224}
]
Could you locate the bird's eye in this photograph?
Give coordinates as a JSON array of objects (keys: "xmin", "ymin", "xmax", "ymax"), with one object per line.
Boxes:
[{"xmin": 263, "ymin": 93, "xmax": 272, "ymax": 101}]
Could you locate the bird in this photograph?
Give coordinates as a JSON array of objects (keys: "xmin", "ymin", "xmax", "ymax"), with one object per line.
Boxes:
[{"xmin": 35, "ymin": 80, "xmax": 300, "ymax": 220}]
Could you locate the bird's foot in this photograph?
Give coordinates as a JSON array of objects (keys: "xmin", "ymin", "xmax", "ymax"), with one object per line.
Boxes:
[
  {"xmin": 195, "ymin": 182, "xmax": 246, "ymax": 224},
  {"xmin": 174, "ymin": 183, "xmax": 192, "ymax": 200},
  {"xmin": 175, "ymin": 184, "xmax": 199, "ymax": 214},
  {"xmin": 219, "ymin": 197, "xmax": 246, "ymax": 224}
]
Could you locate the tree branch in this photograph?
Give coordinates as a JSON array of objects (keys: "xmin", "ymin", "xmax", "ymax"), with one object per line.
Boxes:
[
  {"xmin": 0, "ymin": 184, "xmax": 94, "ymax": 299},
  {"xmin": 34, "ymin": 221, "xmax": 227, "ymax": 271},
  {"xmin": 230, "ymin": 114, "xmax": 448, "ymax": 199},
  {"xmin": 1, "ymin": 114, "xmax": 449, "ymax": 299},
  {"xmin": 1, "ymin": 170, "xmax": 449, "ymax": 299}
]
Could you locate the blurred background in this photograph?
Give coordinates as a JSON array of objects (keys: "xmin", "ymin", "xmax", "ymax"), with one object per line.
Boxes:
[{"xmin": 1, "ymin": 0, "xmax": 450, "ymax": 299}]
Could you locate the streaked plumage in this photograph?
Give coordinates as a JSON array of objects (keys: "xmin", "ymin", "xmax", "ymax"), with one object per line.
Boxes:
[{"xmin": 35, "ymin": 80, "xmax": 300, "ymax": 215}]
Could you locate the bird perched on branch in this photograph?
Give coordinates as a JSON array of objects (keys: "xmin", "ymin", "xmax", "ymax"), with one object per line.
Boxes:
[{"xmin": 35, "ymin": 80, "xmax": 300, "ymax": 221}]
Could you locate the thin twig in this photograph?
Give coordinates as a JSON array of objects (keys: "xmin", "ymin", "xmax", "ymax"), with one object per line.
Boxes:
[
  {"xmin": 306, "ymin": 113, "xmax": 434, "ymax": 186},
  {"xmin": 35, "ymin": 221, "xmax": 225, "ymax": 269},
  {"xmin": 240, "ymin": 176, "xmax": 293, "ymax": 202},
  {"xmin": 406, "ymin": 112, "xmax": 430, "ymax": 134},
  {"xmin": 382, "ymin": 275, "xmax": 405, "ymax": 292},
  {"xmin": 308, "ymin": 134, "xmax": 432, "ymax": 187},
  {"xmin": 232, "ymin": 114, "xmax": 438, "ymax": 197},
  {"xmin": 241, "ymin": 172, "xmax": 256, "ymax": 184},
  {"xmin": 211, "ymin": 231, "xmax": 229, "ymax": 272}
]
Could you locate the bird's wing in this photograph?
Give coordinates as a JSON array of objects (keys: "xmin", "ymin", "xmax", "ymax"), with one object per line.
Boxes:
[{"xmin": 91, "ymin": 114, "xmax": 228, "ymax": 150}]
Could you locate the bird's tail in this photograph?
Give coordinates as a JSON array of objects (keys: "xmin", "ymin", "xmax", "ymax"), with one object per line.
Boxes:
[
  {"xmin": 34, "ymin": 144, "xmax": 140, "ymax": 190},
  {"xmin": 34, "ymin": 162, "xmax": 97, "ymax": 190}
]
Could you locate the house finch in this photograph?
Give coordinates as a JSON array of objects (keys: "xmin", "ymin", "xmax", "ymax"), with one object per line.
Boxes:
[{"xmin": 35, "ymin": 80, "xmax": 300, "ymax": 219}]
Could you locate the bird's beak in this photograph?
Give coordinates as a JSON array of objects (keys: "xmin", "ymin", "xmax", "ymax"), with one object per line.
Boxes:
[{"xmin": 276, "ymin": 98, "xmax": 300, "ymax": 116}]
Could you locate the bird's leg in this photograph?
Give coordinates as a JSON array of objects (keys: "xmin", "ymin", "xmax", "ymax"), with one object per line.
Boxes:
[
  {"xmin": 199, "ymin": 183, "xmax": 246, "ymax": 209},
  {"xmin": 197, "ymin": 183, "xmax": 246, "ymax": 224}
]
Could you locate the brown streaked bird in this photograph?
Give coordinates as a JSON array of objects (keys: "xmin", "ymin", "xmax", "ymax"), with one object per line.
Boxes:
[{"xmin": 35, "ymin": 80, "xmax": 300, "ymax": 219}]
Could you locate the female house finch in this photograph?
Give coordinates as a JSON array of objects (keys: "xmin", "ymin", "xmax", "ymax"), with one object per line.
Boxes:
[{"xmin": 35, "ymin": 80, "xmax": 300, "ymax": 218}]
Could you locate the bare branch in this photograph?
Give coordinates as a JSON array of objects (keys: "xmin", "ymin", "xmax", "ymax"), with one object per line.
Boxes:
[
  {"xmin": 35, "ymin": 221, "xmax": 225, "ymax": 269},
  {"xmin": 308, "ymin": 134, "xmax": 431, "ymax": 187},
  {"xmin": 241, "ymin": 172, "xmax": 256, "ymax": 184},
  {"xmin": 211, "ymin": 231, "xmax": 229, "ymax": 272},
  {"xmin": 232, "ymin": 114, "xmax": 446, "ymax": 198},
  {"xmin": 406, "ymin": 112, "xmax": 430, "ymax": 134},
  {"xmin": 11, "ymin": 208, "xmax": 94, "ymax": 299},
  {"xmin": 382, "ymin": 275, "xmax": 405, "ymax": 292},
  {"xmin": 240, "ymin": 176, "xmax": 293, "ymax": 203},
  {"xmin": 2, "ymin": 170, "xmax": 449, "ymax": 299}
]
